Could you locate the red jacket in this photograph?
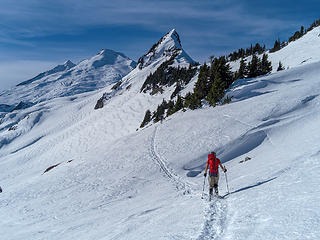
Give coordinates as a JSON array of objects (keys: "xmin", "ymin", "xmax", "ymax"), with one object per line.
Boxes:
[{"xmin": 207, "ymin": 154, "xmax": 221, "ymax": 173}]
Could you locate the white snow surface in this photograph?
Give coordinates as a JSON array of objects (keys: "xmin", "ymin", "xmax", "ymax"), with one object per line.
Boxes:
[
  {"xmin": 0, "ymin": 49, "xmax": 136, "ymax": 106},
  {"xmin": 1, "ymin": 29, "xmax": 320, "ymax": 240},
  {"xmin": 229, "ymin": 26, "xmax": 320, "ymax": 73}
]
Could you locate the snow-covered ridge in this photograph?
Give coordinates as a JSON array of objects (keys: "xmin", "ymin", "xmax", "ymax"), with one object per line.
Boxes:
[
  {"xmin": 76, "ymin": 49, "xmax": 136, "ymax": 70},
  {"xmin": 229, "ymin": 26, "xmax": 320, "ymax": 73},
  {"xmin": 17, "ymin": 60, "xmax": 76, "ymax": 87},
  {"xmin": 0, "ymin": 49, "xmax": 136, "ymax": 106}
]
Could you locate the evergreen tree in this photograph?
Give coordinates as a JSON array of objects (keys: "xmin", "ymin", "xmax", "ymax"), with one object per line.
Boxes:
[
  {"xmin": 140, "ymin": 110, "xmax": 151, "ymax": 128},
  {"xmin": 194, "ymin": 63, "xmax": 210, "ymax": 100},
  {"xmin": 247, "ymin": 55, "xmax": 260, "ymax": 78},
  {"xmin": 307, "ymin": 19, "xmax": 320, "ymax": 32},
  {"xmin": 140, "ymin": 57, "xmax": 196, "ymax": 94},
  {"xmin": 235, "ymin": 58, "xmax": 247, "ymax": 79},
  {"xmin": 210, "ymin": 56, "xmax": 233, "ymax": 88},
  {"xmin": 206, "ymin": 72, "xmax": 224, "ymax": 106},
  {"xmin": 260, "ymin": 54, "xmax": 272, "ymax": 75},
  {"xmin": 270, "ymin": 39, "xmax": 281, "ymax": 53},
  {"xmin": 289, "ymin": 26, "xmax": 304, "ymax": 42},
  {"xmin": 184, "ymin": 92, "xmax": 201, "ymax": 110},
  {"xmin": 277, "ymin": 61, "xmax": 285, "ymax": 71},
  {"xmin": 171, "ymin": 83, "xmax": 182, "ymax": 99},
  {"xmin": 174, "ymin": 95, "xmax": 184, "ymax": 112},
  {"xmin": 153, "ymin": 104, "xmax": 165, "ymax": 123},
  {"xmin": 166, "ymin": 100, "xmax": 175, "ymax": 116},
  {"xmin": 300, "ymin": 25, "xmax": 305, "ymax": 35},
  {"xmin": 161, "ymin": 99, "xmax": 168, "ymax": 109}
]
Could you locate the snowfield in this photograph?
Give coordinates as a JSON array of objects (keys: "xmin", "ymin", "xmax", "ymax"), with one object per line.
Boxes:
[{"xmin": 1, "ymin": 28, "xmax": 320, "ymax": 240}]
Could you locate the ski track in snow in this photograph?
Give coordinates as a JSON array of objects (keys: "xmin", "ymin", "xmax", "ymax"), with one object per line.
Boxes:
[
  {"xmin": 197, "ymin": 199, "xmax": 228, "ymax": 240},
  {"xmin": 149, "ymin": 126, "xmax": 192, "ymax": 194},
  {"xmin": 151, "ymin": 125, "xmax": 229, "ymax": 240}
]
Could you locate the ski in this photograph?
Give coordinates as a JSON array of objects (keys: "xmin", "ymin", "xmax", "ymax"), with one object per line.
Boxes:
[{"xmin": 202, "ymin": 192, "xmax": 226, "ymax": 201}]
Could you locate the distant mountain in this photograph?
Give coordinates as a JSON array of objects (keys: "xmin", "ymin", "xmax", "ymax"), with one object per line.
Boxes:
[
  {"xmin": 95, "ymin": 29, "xmax": 197, "ymax": 110},
  {"xmin": 17, "ymin": 60, "xmax": 76, "ymax": 86},
  {"xmin": 0, "ymin": 49, "xmax": 136, "ymax": 106}
]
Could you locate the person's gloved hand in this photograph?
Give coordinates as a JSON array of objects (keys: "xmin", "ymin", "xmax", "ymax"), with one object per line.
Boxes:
[
  {"xmin": 204, "ymin": 172, "xmax": 207, "ymax": 177},
  {"xmin": 224, "ymin": 168, "xmax": 227, "ymax": 173}
]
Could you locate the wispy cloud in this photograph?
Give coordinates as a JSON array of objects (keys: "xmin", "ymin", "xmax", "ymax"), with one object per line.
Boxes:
[
  {"xmin": 0, "ymin": 0, "xmax": 297, "ymax": 39},
  {"xmin": 0, "ymin": 0, "xmax": 317, "ymax": 88}
]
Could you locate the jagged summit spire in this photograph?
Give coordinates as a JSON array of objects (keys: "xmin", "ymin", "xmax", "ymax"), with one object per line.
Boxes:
[
  {"xmin": 165, "ymin": 29, "xmax": 182, "ymax": 48},
  {"xmin": 137, "ymin": 29, "xmax": 194, "ymax": 69}
]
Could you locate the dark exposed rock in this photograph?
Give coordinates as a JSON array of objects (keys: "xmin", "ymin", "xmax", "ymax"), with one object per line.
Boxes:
[
  {"xmin": 126, "ymin": 84, "xmax": 132, "ymax": 90},
  {"xmin": 111, "ymin": 81, "xmax": 122, "ymax": 90},
  {"xmin": 43, "ymin": 163, "xmax": 61, "ymax": 174},
  {"xmin": 94, "ymin": 97, "xmax": 104, "ymax": 110},
  {"xmin": 8, "ymin": 125, "xmax": 18, "ymax": 131}
]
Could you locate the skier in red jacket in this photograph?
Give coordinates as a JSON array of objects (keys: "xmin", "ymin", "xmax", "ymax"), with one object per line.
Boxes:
[{"xmin": 204, "ymin": 151, "xmax": 227, "ymax": 196}]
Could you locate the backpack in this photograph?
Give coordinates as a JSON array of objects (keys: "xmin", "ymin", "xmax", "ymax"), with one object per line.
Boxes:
[{"xmin": 208, "ymin": 154, "xmax": 220, "ymax": 176}]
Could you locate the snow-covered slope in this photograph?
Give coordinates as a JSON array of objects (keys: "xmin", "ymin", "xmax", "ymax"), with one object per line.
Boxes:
[
  {"xmin": 229, "ymin": 26, "xmax": 320, "ymax": 72},
  {"xmin": 1, "ymin": 29, "xmax": 320, "ymax": 240},
  {"xmin": 0, "ymin": 49, "xmax": 136, "ymax": 106}
]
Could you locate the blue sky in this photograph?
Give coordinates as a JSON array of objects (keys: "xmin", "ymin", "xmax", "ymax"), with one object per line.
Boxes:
[{"xmin": 0, "ymin": 0, "xmax": 319, "ymax": 90}]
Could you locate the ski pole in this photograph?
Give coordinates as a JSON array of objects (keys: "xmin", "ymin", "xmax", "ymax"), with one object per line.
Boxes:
[
  {"xmin": 201, "ymin": 175, "xmax": 206, "ymax": 199},
  {"xmin": 225, "ymin": 171, "xmax": 230, "ymax": 194}
]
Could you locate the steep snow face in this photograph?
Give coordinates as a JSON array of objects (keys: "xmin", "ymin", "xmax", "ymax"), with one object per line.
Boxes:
[
  {"xmin": 137, "ymin": 29, "xmax": 195, "ymax": 69},
  {"xmin": 0, "ymin": 49, "xmax": 136, "ymax": 106},
  {"xmin": 229, "ymin": 26, "xmax": 320, "ymax": 73}
]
